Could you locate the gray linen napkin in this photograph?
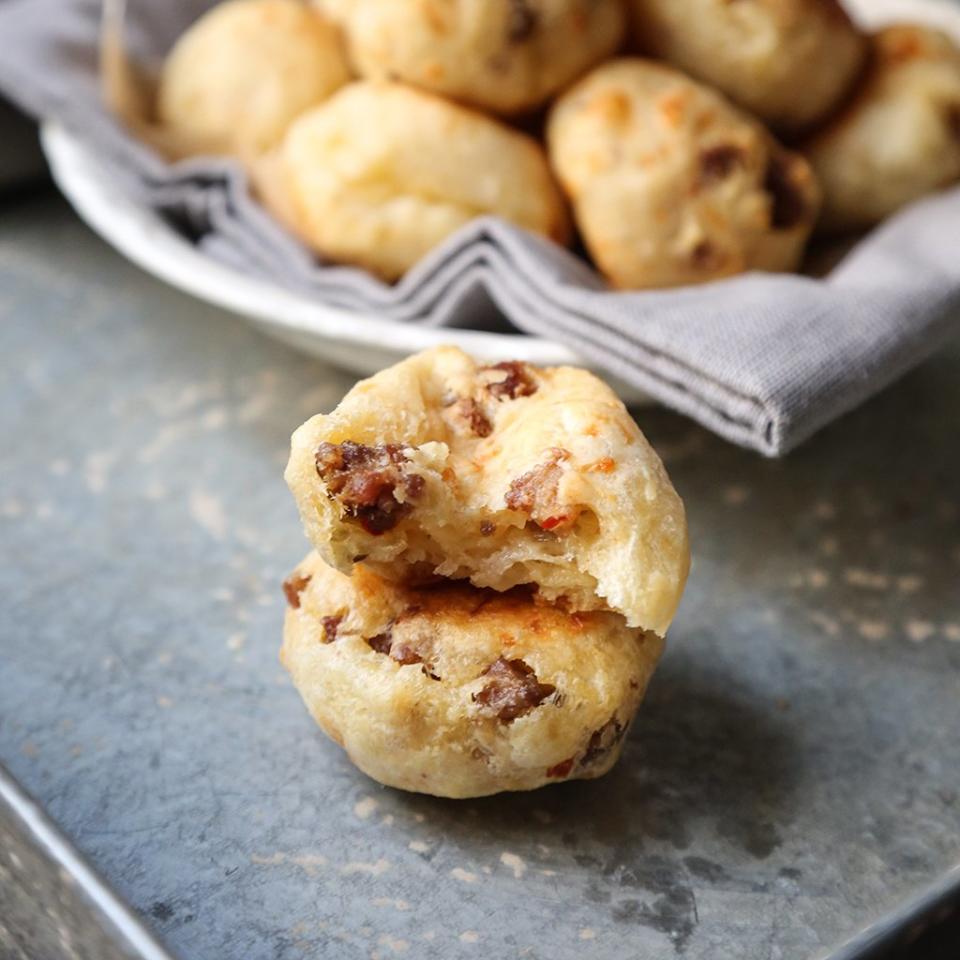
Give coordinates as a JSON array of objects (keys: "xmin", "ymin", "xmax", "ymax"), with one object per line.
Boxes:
[{"xmin": 1, "ymin": 0, "xmax": 958, "ymax": 455}]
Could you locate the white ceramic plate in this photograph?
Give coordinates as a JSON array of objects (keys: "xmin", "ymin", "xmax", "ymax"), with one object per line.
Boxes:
[
  {"xmin": 40, "ymin": 0, "xmax": 960, "ymax": 396},
  {"xmin": 41, "ymin": 125, "xmax": 648, "ymax": 396}
]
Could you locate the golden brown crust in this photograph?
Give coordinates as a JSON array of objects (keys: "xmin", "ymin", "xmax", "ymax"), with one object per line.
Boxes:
[
  {"xmin": 320, "ymin": 0, "xmax": 625, "ymax": 115},
  {"xmin": 626, "ymin": 0, "xmax": 867, "ymax": 135},
  {"xmin": 804, "ymin": 25, "xmax": 960, "ymax": 234},
  {"xmin": 546, "ymin": 59, "xmax": 821, "ymax": 290},
  {"xmin": 284, "ymin": 346, "xmax": 689, "ymax": 634},
  {"xmin": 281, "ymin": 552, "xmax": 664, "ymax": 798},
  {"xmin": 157, "ymin": 0, "xmax": 350, "ymax": 158},
  {"xmin": 270, "ymin": 82, "xmax": 570, "ymax": 279}
]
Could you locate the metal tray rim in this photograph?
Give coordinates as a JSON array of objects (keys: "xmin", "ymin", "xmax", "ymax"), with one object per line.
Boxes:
[{"xmin": 0, "ymin": 760, "xmax": 176, "ymax": 960}]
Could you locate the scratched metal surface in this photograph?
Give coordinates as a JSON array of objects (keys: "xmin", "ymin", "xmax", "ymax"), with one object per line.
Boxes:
[
  {"xmin": 1, "ymin": 191, "xmax": 959, "ymax": 960},
  {"xmin": 0, "ymin": 763, "xmax": 172, "ymax": 960}
]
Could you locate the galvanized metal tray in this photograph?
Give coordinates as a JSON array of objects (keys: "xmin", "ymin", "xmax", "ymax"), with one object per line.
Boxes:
[
  {"xmin": 1, "ymin": 194, "xmax": 959, "ymax": 959},
  {"xmin": 0, "ymin": 764, "xmax": 173, "ymax": 960}
]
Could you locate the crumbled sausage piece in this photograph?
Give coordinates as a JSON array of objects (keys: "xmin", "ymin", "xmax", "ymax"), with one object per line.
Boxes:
[
  {"xmin": 366, "ymin": 631, "xmax": 393, "ymax": 655},
  {"xmin": 581, "ymin": 718, "xmax": 626, "ymax": 767},
  {"xmin": 366, "ymin": 628, "xmax": 438, "ymax": 675},
  {"xmin": 315, "ymin": 441, "xmax": 424, "ymax": 535},
  {"xmin": 389, "ymin": 642, "xmax": 423, "ymax": 666},
  {"xmin": 473, "ymin": 656, "xmax": 556, "ymax": 723},
  {"xmin": 690, "ymin": 240, "xmax": 724, "ymax": 272},
  {"xmin": 483, "ymin": 361, "xmax": 538, "ymax": 400},
  {"xmin": 505, "ymin": 449, "xmax": 563, "ymax": 513},
  {"xmin": 282, "ymin": 573, "xmax": 311, "ymax": 609},
  {"xmin": 764, "ymin": 154, "xmax": 807, "ymax": 230},
  {"xmin": 480, "ymin": 520, "xmax": 496, "ymax": 536},
  {"xmin": 546, "ymin": 757, "xmax": 575, "ymax": 778},
  {"xmin": 505, "ymin": 448, "xmax": 580, "ymax": 532},
  {"xmin": 506, "ymin": 0, "xmax": 538, "ymax": 43},
  {"xmin": 451, "ymin": 397, "xmax": 493, "ymax": 438},
  {"xmin": 698, "ymin": 144, "xmax": 747, "ymax": 187},
  {"xmin": 320, "ymin": 615, "xmax": 342, "ymax": 644}
]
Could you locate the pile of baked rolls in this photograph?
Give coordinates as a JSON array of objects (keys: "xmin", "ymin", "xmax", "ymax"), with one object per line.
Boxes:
[{"xmin": 136, "ymin": 0, "xmax": 960, "ymax": 289}]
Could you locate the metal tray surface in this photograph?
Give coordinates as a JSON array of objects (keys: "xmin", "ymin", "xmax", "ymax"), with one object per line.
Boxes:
[
  {"xmin": 1, "ymin": 194, "xmax": 959, "ymax": 959},
  {"xmin": 0, "ymin": 764, "xmax": 174, "ymax": 960}
]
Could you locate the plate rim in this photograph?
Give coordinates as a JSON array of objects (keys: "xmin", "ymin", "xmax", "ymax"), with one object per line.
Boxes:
[{"xmin": 39, "ymin": 123, "xmax": 585, "ymax": 369}]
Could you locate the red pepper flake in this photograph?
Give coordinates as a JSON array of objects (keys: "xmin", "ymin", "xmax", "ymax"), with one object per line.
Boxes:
[{"xmin": 546, "ymin": 757, "xmax": 575, "ymax": 778}]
